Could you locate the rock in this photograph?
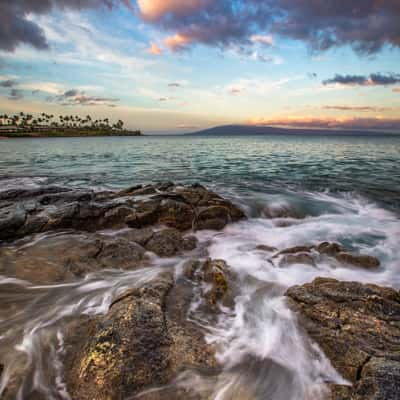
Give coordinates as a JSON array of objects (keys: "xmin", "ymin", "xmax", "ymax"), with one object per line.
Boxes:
[
  {"xmin": 117, "ymin": 185, "xmax": 157, "ymax": 197},
  {"xmin": 286, "ymin": 278, "xmax": 400, "ymax": 399},
  {"xmin": 102, "ymin": 206, "xmax": 135, "ymax": 229},
  {"xmin": 0, "ymin": 183, "xmax": 245, "ymax": 242},
  {"xmin": 261, "ymin": 204, "xmax": 305, "ymax": 219},
  {"xmin": 280, "ymin": 253, "xmax": 315, "ymax": 267},
  {"xmin": 201, "ymin": 259, "xmax": 232, "ymax": 306},
  {"xmin": 158, "ymin": 200, "xmax": 195, "ymax": 231},
  {"xmin": 194, "ymin": 206, "xmax": 230, "ymax": 230},
  {"xmin": 316, "ymin": 242, "xmax": 346, "ymax": 257},
  {"xmin": 0, "ymin": 205, "xmax": 26, "ymax": 241},
  {"xmin": 335, "ymin": 252, "xmax": 380, "ymax": 269},
  {"xmin": 255, "ymin": 244, "xmax": 278, "ymax": 252},
  {"xmin": 65, "ymin": 269, "xmax": 220, "ymax": 400},
  {"xmin": 0, "ymin": 233, "xmax": 147, "ymax": 284},
  {"xmin": 145, "ymin": 229, "xmax": 197, "ymax": 257},
  {"xmin": 273, "ymin": 246, "xmax": 312, "ymax": 258},
  {"xmin": 125, "ymin": 200, "xmax": 161, "ymax": 229},
  {"xmin": 184, "ymin": 259, "xmax": 234, "ymax": 308},
  {"xmin": 114, "ymin": 227, "xmax": 154, "ymax": 246}
]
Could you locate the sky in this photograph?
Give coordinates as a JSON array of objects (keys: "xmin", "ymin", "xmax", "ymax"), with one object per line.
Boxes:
[{"xmin": 0, "ymin": 0, "xmax": 399, "ymax": 134}]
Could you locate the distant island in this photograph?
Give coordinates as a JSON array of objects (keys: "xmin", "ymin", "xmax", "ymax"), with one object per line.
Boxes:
[
  {"xmin": 189, "ymin": 124, "xmax": 399, "ymax": 136},
  {"xmin": 0, "ymin": 113, "xmax": 142, "ymax": 138}
]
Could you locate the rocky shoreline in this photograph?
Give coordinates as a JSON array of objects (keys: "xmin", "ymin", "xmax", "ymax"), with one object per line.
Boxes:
[{"xmin": 0, "ymin": 183, "xmax": 398, "ymax": 399}]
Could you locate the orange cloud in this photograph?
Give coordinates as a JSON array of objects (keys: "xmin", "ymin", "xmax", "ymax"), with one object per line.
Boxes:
[
  {"xmin": 393, "ymin": 88, "xmax": 400, "ymax": 93},
  {"xmin": 248, "ymin": 116, "xmax": 400, "ymax": 131},
  {"xmin": 137, "ymin": 0, "xmax": 208, "ymax": 21},
  {"xmin": 164, "ymin": 33, "xmax": 192, "ymax": 52},
  {"xmin": 147, "ymin": 42, "xmax": 162, "ymax": 55}
]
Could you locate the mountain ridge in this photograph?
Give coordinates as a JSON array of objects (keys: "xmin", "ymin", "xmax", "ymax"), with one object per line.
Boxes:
[{"xmin": 187, "ymin": 124, "xmax": 399, "ymax": 136}]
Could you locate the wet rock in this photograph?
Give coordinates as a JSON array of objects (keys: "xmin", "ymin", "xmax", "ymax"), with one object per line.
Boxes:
[
  {"xmin": 201, "ymin": 259, "xmax": 232, "ymax": 306},
  {"xmin": 0, "ymin": 205, "xmax": 26, "ymax": 241},
  {"xmin": 335, "ymin": 252, "xmax": 380, "ymax": 269},
  {"xmin": 255, "ymin": 244, "xmax": 278, "ymax": 252},
  {"xmin": 102, "ymin": 206, "xmax": 135, "ymax": 229},
  {"xmin": 280, "ymin": 253, "xmax": 315, "ymax": 267},
  {"xmin": 125, "ymin": 200, "xmax": 161, "ymax": 229},
  {"xmin": 184, "ymin": 259, "xmax": 234, "ymax": 308},
  {"xmin": 117, "ymin": 185, "xmax": 157, "ymax": 197},
  {"xmin": 194, "ymin": 206, "xmax": 230, "ymax": 230},
  {"xmin": 0, "ymin": 233, "xmax": 147, "ymax": 284},
  {"xmin": 114, "ymin": 227, "xmax": 154, "ymax": 246},
  {"xmin": 66, "ymin": 269, "xmax": 220, "ymax": 400},
  {"xmin": 273, "ymin": 245, "xmax": 312, "ymax": 258},
  {"xmin": 158, "ymin": 199, "xmax": 195, "ymax": 231},
  {"xmin": 0, "ymin": 186, "xmax": 70, "ymax": 202},
  {"xmin": 316, "ymin": 242, "xmax": 346, "ymax": 257},
  {"xmin": 286, "ymin": 278, "xmax": 400, "ymax": 399},
  {"xmin": 261, "ymin": 204, "xmax": 305, "ymax": 219},
  {"xmin": 0, "ymin": 183, "xmax": 245, "ymax": 242},
  {"xmin": 145, "ymin": 229, "xmax": 197, "ymax": 257}
]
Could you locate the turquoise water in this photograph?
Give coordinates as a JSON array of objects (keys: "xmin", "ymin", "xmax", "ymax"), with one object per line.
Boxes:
[{"xmin": 1, "ymin": 135, "xmax": 399, "ymax": 209}]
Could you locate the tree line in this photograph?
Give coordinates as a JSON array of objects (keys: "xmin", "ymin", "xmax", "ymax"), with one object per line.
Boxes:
[{"xmin": 0, "ymin": 112, "xmax": 125, "ymax": 131}]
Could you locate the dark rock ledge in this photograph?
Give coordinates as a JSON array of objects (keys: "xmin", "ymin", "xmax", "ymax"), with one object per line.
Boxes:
[{"xmin": 0, "ymin": 182, "xmax": 245, "ymax": 243}]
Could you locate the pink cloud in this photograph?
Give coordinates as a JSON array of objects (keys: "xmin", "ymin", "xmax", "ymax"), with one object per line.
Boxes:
[
  {"xmin": 164, "ymin": 33, "xmax": 192, "ymax": 51},
  {"xmin": 137, "ymin": 0, "xmax": 208, "ymax": 21},
  {"xmin": 248, "ymin": 116, "xmax": 400, "ymax": 131},
  {"xmin": 250, "ymin": 34, "xmax": 273, "ymax": 46},
  {"xmin": 147, "ymin": 42, "xmax": 162, "ymax": 55}
]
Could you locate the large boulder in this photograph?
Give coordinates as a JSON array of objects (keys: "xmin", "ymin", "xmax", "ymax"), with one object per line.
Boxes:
[
  {"xmin": 286, "ymin": 278, "xmax": 400, "ymax": 399},
  {"xmin": 65, "ymin": 259, "xmax": 235, "ymax": 399}
]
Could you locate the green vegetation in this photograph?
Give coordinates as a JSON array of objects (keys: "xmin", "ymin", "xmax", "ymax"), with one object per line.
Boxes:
[{"xmin": 0, "ymin": 113, "xmax": 142, "ymax": 137}]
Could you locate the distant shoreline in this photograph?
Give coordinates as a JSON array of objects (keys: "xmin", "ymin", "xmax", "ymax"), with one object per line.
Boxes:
[{"xmin": 0, "ymin": 130, "xmax": 143, "ymax": 138}]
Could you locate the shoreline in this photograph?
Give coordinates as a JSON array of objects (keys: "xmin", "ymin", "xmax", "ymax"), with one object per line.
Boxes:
[{"xmin": 0, "ymin": 131, "xmax": 143, "ymax": 138}]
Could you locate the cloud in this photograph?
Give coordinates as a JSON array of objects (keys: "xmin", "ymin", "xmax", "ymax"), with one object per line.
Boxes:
[
  {"xmin": 250, "ymin": 34, "xmax": 273, "ymax": 46},
  {"xmin": 322, "ymin": 105, "xmax": 393, "ymax": 112},
  {"xmin": 147, "ymin": 42, "xmax": 162, "ymax": 55},
  {"xmin": 138, "ymin": 0, "xmax": 209, "ymax": 21},
  {"xmin": 323, "ymin": 73, "xmax": 400, "ymax": 86},
  {"xmin": 177, "ymin": 124, "xmax": 199, "ymax": 129},
  {"xmin": 136, "ymin": 0, "xmax": 400, "ymax": 55},
  {"xmin": 0, "ymin": 80, "xmax": 17, "ymax": 88},
  {"xmin": 164, "ymin": 33, "xmax": 192, "ymax": 52},
  {"xmin": 0, "ymin": 0, "xmax": 131, "ymax": 51},
  {"xmin": 393, "ymin": 88, "xmax": 400, "ymax": 93},
  {"xmin": 5, "ymin": 1, "xmax": 399, "ymax": 56},
  {"xmin": 63, "ymin": 89, "xmax": 81, "ymax": 97},
  {"xmin": 47, "ymin": 89, "xmax": 119, "ymax": 106},
  {"xmin": 20, "ymin": 81, "xmax": 67, "ymax": 95},
  {"xmin": 8, "ymin": 89, "xmax": 24, "ymax": 101},
  {"xmin": 229, "ymin": 87, "xmax": 244, "ymax": 95},
  {"xmin": 249, "ymin": 116, "xmax": 400, "ymax": 131},
  {"xmin": 168, "ymin": 82, "xmax": 181, "ymax": 88},
  {"xmin": 158, "ymin": 96, "xmax": 176, "ymax": 102}
]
